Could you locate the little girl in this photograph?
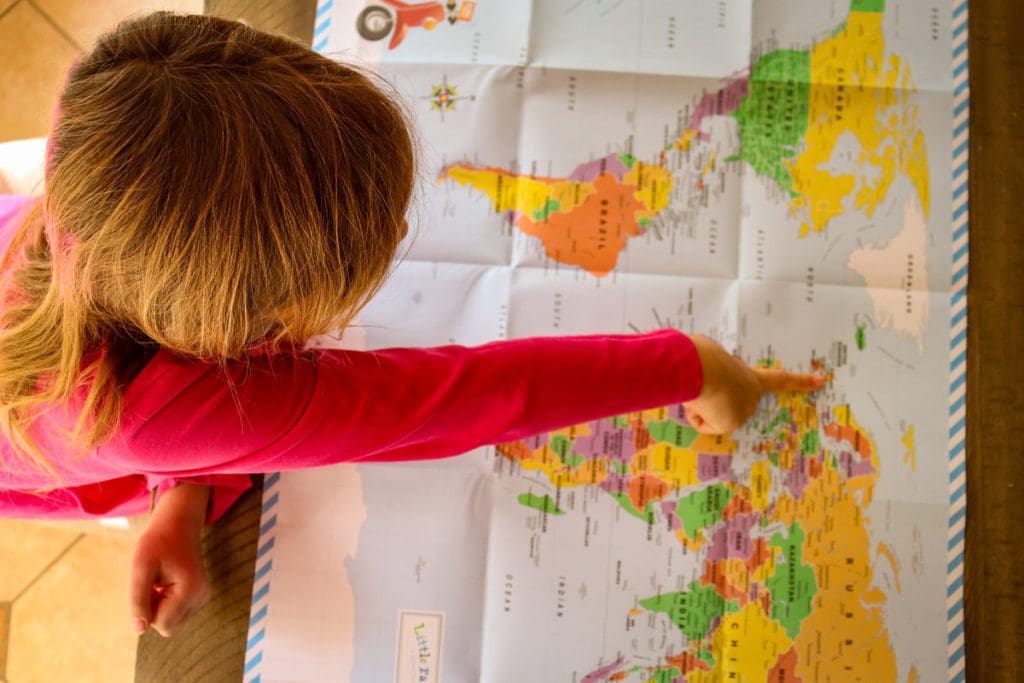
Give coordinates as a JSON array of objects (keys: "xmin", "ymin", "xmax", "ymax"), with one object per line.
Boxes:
[{"xmin": 0, "ymin": 13, "xmax": 821, "ymax": 639}]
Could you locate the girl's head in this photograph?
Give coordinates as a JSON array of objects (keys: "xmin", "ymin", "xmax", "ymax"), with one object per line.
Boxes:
[{"xmin": 0, "ymin": 12, "xmax": 415, "ymax": 468}]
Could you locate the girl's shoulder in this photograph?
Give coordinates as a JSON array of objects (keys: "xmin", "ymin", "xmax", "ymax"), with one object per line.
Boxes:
[{"xmin": 0, "ymin": 195, "xmax": 39, "ymax": 253}]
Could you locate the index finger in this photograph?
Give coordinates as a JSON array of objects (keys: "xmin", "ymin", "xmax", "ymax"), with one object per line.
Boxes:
[{"xmin": 754, "ymin": 368, "xmax": 826, "ymax": 393}]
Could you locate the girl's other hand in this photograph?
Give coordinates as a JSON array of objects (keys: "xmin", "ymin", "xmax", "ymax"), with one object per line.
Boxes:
[
  {"xmin": 685, "ymin": 334, "xmax": 825, "ymax": 435},
  {"xmin": 129, "ymin": 484, "xmax": 212, "ymax": 638}
]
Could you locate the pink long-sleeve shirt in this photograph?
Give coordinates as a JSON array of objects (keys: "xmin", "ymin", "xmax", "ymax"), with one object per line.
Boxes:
[{"xmin": 0, "ymin": 195, "xmax": 704, "ymax": 524}]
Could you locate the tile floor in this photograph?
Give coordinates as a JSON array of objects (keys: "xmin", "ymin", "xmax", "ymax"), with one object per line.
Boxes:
[
  {"xmin": 0, "ymin": 519, "xmax": 138, "ymax": 682},
  {"xmin": 0, "ymin": 0, "xmax": 203, "ymax": 144},
  {"xmin": 0, "ymin": 2, "xmax": 201, "ymax": 680}
]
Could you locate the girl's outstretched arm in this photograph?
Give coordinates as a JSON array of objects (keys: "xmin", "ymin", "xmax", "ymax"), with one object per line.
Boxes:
[
  {"xmin": 115, "ymin": 330, "xmax": 703, "ymax": 475},
  {"xmin": 114, "ymin": 330, "xmax": 821, "ymax": 481}
]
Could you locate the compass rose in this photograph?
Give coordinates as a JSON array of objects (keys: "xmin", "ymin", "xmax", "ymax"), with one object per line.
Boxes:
[{"xmin": 422, "ymin": 75, "xmax": 475, "ymax": 121}]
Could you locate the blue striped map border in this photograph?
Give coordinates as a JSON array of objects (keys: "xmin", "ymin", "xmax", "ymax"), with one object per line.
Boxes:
[
  {"xmin": 946, "ymin": 0, "xmax": 969, "ymax": 680},
  {"xmin": 243, "ymin": 471, "xmax": 279, "ymax": 683},
  {"xmin": 312, "ymin": 0, "xmax": 332, "ymax": 53},
  {"xmin": 244, "ymin": 1, "xmax": 972, "ymax": 681}
]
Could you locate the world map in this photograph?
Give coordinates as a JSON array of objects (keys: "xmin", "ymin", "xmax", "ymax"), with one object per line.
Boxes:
[{"xmin": 249, "ymin": 1, "xmax": 959, "ymax": 681}]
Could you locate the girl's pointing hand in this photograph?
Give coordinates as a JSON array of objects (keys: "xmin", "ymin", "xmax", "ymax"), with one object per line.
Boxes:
[{"xmin": 684, "ymin": 335, "xmax": 825, "ymax": 435}]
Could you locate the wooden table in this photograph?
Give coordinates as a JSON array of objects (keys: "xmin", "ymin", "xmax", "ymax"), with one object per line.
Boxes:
[
  {"xmin": 963, "ymin": 1, "xmax": 1024, "ymax": 680},
  {"xmin": 136, "ymin": 2, "xmax": 1024, "ymax": 680},
  {"xmin": 135, "ymin": 479, "xmax": 264, "ymax": 682}
]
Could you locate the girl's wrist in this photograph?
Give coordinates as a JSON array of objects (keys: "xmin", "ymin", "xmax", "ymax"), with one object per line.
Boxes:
[
  {"xmin": 689, "ymin": 335, "xmax": 722, "ymax": 400},
  {"xmin": 150, "ymin": 483, "xmax": 211, "ymax": 529}
]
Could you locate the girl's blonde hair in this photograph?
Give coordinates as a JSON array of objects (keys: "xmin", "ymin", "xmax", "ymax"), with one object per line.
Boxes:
[{"xmin": 0, "ymin": 12, "xmax": 415, "ymax": 473}]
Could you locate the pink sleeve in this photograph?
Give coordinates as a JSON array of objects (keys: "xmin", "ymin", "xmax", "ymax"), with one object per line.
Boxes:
[
  {"xmin": 147, "ymin": 474, "xmax": 253, "ymax": 525},
  {"xmin": 0, "ymin": 474, "xmax": 251, "ymax": 525},
  {"xmin": 119, "ymin": 329, "xmax": 703, "ymax": 477}
]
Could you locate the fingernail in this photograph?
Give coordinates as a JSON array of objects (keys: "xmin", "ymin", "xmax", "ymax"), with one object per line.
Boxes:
[{"xmin": 132, "ymin": 617, "xmax": 147, "ymax": 634}]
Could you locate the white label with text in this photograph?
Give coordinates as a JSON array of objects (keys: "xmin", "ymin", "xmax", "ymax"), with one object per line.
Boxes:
[{"xmin": 395, "ymin": 610, "xmax": 445, "ymax": 683}]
